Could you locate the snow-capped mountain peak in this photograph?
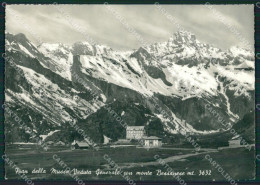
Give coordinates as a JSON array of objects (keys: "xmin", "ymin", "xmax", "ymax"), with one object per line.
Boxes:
[
  {"xmin": 173, "ymin": 30, "xmax": 197, "ymax": 45},
  {"xmin": 4, "ymin": 31, "xmax": 255, "ymax": 143}
]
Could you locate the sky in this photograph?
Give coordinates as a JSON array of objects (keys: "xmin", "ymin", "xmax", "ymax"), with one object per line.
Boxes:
[{"xmin": 6, "ymin": 4, "xmax": 254, "ymax": 51}]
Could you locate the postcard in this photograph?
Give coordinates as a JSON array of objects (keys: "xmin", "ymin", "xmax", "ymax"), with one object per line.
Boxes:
[{"xmin": 3, "ymin": 3, "xmax": 255, "ymax": 184}]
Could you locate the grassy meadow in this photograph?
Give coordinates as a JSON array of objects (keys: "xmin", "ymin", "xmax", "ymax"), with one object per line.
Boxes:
[{"xmin": 4, "ymin": 144, "xmax": 255, "ymax": 181}]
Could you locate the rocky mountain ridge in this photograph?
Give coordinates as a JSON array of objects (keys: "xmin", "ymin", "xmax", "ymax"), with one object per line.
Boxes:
[{"xmin": 4, "ymin": 31, "xmax": 255, "ymax": 144}]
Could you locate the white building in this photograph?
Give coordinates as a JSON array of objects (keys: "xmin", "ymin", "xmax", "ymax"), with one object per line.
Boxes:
[
  {"xmin": 126, "ymin": 126, "xmax": 145, "ymax": 140},
  {"xmin": 71, "ymin": 141, "xmax": 89, "ymax": 150},
  {"xmin": 228, "ymin": 139, "xmax": 241, "ymax": 147},
  {"xmin": 103, "ymin": 135, "xmax": 112, "ymax": 144},
  {"xmin": 143, "ymin": 136, "xmax": 162, "ymax": 148}
]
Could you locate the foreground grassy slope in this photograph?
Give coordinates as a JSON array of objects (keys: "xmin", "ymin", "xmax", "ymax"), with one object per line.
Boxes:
[{"xmin": 5, "ymin": 145, "xmax": 254, "ymax": 181}]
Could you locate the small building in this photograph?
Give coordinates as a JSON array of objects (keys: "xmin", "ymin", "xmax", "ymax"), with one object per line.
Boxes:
[
  {"xmin": 126, "ymin": 126, "xmax": 145, "ymax": 140},
  {"xmin": 114, "ymin": 139, "xmax": 131, "ymax": 144},
  {"xmin": 55, "ymin": 141, "xmax": 65, "ymax": 146},
  {"xmin": 46, "ymin": 141, "xmax": 54, "ymax": 145},
  {"xmin": 228, "ymin": 139, "xmax": 241, "ymax": 147},
  {"xmin": 143, "ymin": 136, "xmax": 162, "ymax": 148},
  {"xmin": 71, "ymin": 141, "xmax": 89, "ymax": 150},
  {"xmin": 103, "ymin": 135, "xmax": 112, "ymax": 145}
]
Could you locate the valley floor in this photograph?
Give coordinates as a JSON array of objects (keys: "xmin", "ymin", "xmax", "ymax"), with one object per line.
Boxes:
[{"xmin": 4, "ymin": 145, "xmax": 255, "ymax": 181}]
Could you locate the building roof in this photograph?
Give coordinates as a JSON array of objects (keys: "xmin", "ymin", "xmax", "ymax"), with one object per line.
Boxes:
[
  {"xmin": 75, "ymin": 142, "xmax": 90, "ymax": 147},
  {"xmin": 104, "ymin": 135, "xmax": 112, "ymax": 140},
  {"xmin": 126, "ymin": 126, "xmax": 145, "ymax": 130},
  {"xmin": 231, "ymin": 135, "xmax": 241, "ymax": 140},
  {"xmin": 143, "ymin": 136, "xmax": 161, "ymax": 140},
  {"xmin": 229, "ymin": 139, "xmax": 241, "ymax": 142},
  {"xmin": 229, "ymin": 135, "xmax": 242, "ymax": 141},
  {"xmin": 56, "ymin": 141, "xmax": 65, "ymax": 145}
]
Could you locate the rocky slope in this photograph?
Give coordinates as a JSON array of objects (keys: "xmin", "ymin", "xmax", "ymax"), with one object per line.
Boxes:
[{"xmin": 4, "ymin": 31, "xmax": 255, "ymax": 144}]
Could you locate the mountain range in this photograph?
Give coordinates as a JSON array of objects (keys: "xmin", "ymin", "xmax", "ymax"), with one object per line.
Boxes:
[{"xmin": 4, "ymin": 31, "xmax": 255, "ymax": 145}]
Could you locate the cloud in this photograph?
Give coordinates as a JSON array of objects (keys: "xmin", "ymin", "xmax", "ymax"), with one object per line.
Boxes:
[{"xmin": 6, "ymin": 4, "xmax": 254, "ymax": 51}]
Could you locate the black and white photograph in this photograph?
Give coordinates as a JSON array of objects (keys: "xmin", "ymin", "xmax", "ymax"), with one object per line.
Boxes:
[{"xmin": 3, "ymin": 3, "xmax": 255, "ymax": 183}]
